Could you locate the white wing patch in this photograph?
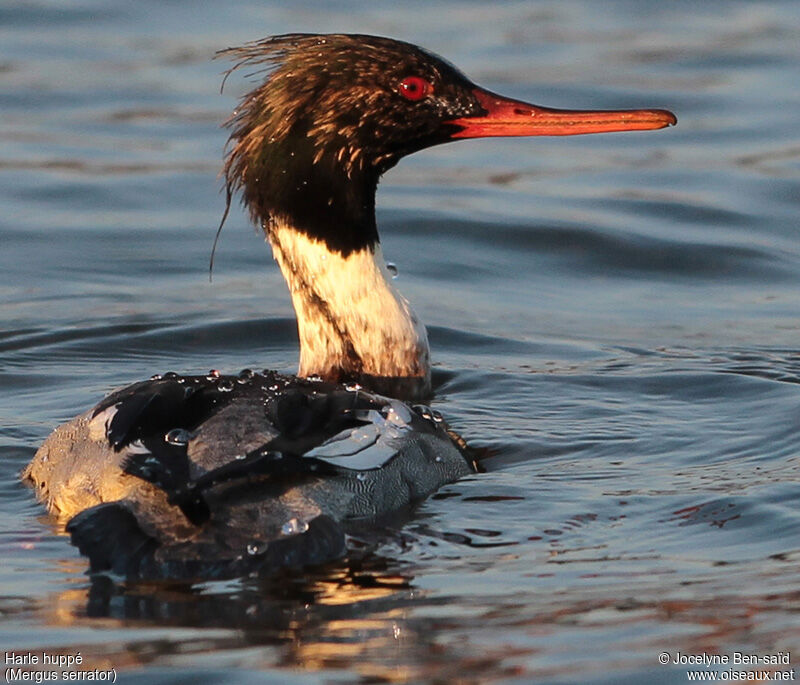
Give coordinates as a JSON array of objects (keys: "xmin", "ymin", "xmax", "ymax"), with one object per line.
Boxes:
[
  {"xmin": 87, "ymin": 405, "xmax": 118, "ymax": 442},
  {"xmin": 305, "ymin": 399, "xmax": 414, "ymax": 470},
  {"xmin": 126, "ymin": 439, "xmax": 152, "ymax": 456}
]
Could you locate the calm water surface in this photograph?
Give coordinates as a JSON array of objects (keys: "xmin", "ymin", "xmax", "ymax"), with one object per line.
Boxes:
[{"xmin": 2, "ymin": 1, "xmax": 800, "ymax": 683}]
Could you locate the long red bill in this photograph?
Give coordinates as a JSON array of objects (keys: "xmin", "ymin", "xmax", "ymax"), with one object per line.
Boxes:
[{"xmin": 446, "ymin": 87, "xmax": 676, "ymax": 138}]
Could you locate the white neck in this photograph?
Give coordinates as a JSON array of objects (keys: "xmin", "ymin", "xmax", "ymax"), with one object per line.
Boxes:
[{"xmin": 267, "ymin": 219, "xmax": 431, "ymax": 394}]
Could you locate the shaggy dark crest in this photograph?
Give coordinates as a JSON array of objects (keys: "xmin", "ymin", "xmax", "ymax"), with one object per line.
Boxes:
[{"xmin": 218, "ymin": 33, "xmax": 483, "ymax": 254}]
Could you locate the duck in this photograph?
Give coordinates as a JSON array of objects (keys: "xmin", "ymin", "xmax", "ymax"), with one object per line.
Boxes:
[{"xmin": 23, "ymin": 33, "xmax": 675, "ymax": 580}]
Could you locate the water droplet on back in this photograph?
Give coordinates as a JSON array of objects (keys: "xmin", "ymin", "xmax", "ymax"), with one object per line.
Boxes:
[
  {"xmin": 413, "ymin": 404, "xmax": 433, "ymax": 420},
  {"xmin": 386, "ymin": 262, "xmax": 399, "ymax": 279},
  {"xmin": 165, "ymin": 428, "xmax": 191, "ymax": 445},
  {"xmin": 281, "ymin": 518, "xmax": 309, "ymax": 536},
  {"xmin": 385, "ymin": 402, "xmax": 412, "ymax": 426}
]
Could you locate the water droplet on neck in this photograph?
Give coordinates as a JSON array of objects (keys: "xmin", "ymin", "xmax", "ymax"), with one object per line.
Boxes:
[
  {"xmin": 217, "ymin": 379, "xmax": 234, "ymax": 392},
  {"xmin": 356, "ymin": 472, "xmax": 367, "ymax": 482},
  {"xmin": 386, "ymin": 262, "xmax": 399, "ymax": 279},
  {"xmin": 345, "ymin": 382, "xmax": 362, "ymax": 392},
  {"xmin": 246, "ymin": 542, "xmax": 261, "ymax": 555}
]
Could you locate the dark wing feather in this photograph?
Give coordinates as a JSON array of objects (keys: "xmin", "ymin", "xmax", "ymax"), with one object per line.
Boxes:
[
  {"xmin": 68, "ymin": 502, "xmax": 345, "ymax": 580},
  {"xmin": 97, "ymin": 372, "xmax": 445, "ymax": 527},
  {"xmin": 96, "ymin": 378, "xmax": 229, "ymax": 451},
  {"xmin": 66, "ymin": 502, "xmax": 159, "ymax": 576}
]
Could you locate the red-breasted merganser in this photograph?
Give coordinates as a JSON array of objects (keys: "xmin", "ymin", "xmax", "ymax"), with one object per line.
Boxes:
[{"xmin": 23, "ymin": 34, "xmax": 675, "ymax": 580}]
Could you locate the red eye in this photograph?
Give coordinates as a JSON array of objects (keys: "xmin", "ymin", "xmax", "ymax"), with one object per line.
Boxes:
[{"xmin": 399, "ymin": 76, "xmax": 431, "ymax": 101}]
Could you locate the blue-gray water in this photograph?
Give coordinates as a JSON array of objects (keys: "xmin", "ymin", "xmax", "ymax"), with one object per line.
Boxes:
[{"xmin": 2, "ymin": 1, "xmax": 800, "ymax": 683}]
